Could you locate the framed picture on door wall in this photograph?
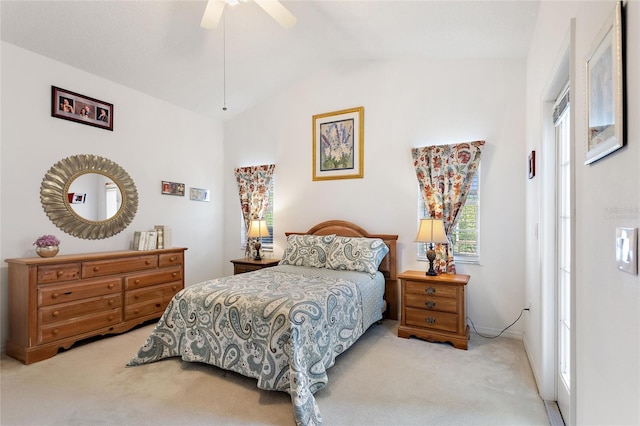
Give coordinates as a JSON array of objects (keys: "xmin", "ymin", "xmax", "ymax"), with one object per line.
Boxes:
[
  {"xmin": 585, "ymin": 1, "xmax": 624, "ymax": 165},
  {"xmin": 51, "ymin": 86, "xmax": 114, "ymax": 131}
]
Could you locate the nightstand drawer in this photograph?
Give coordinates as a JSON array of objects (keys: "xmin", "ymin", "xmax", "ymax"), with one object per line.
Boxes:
[
  {"xmin": 405, "ymin": 280, "xmax": 458, "ymax": 299},
  {"xmin": 404, "ymin": 293, "xmax": 458, "ymax": 313},
  {"xmin": 234, "ymin": 264, "xmax": 262, "ymax": 274},
  {"xmin": 405, "ymin": 307, "xmax": 458, "ymax": 333}
]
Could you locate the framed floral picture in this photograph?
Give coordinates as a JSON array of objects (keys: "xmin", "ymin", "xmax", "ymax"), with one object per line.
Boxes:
[
  {"xmin": 312, "ymin": 106, "xmax": 364, "ymax": 180},
  {"xmin": 585, "ymin": 1, "xmax": 624, "ymax": 165},
  {"xmin": 51, "ymin": 86, "xmax": 113, "ymax": 131}
]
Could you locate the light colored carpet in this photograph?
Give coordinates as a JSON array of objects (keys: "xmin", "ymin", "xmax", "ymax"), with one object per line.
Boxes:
[{"xmin": 1, "ymin": 320, "xmax": 549, "ymax": 426}]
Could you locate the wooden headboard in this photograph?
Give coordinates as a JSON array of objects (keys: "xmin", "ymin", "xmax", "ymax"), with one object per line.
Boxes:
[{"xmin": 285, "ymin": 220, "xmax": 399, "ymax": 320}]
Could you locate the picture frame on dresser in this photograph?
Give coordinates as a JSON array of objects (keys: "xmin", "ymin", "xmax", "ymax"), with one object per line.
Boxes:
[
  {"xmin": 585, "ymin": 1, "xmax": 624, "ymax": 165},
  {"xmin": 312, "ymin": 106, "xmax": 364, "ymax": 181}
]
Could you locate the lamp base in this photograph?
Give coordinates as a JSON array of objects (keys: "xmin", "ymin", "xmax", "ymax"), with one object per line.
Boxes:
[
  {"xmin": 426, "ymin": 247, "xmax": 439, "ymax": 276},
  {"xmin": 253, "ymin": 241, "xmax": 262, "ymax": 261}
]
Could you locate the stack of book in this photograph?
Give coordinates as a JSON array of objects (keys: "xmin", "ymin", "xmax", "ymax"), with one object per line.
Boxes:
[{"xmin": 132, "ymin": 226, "xmax": 172, "ymax": 251}]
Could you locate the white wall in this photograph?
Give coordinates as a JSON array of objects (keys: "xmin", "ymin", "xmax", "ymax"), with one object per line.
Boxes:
[
  {"xmin": 524, "ymin": 1, "xmax": 640, "ymax": 424},
  {"xmin": 0, "ymin": 43, "xmax": 225, "ymax": 352},
  {"xmin": 223, "ymin": 58, "xmax": 528, "ymax": 335}
]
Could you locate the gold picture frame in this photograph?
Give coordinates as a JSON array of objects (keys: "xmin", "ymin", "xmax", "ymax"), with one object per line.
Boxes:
[
  {"xmin": 312, "ymin": 106, "xmax": 364, "ymax": 180},
  {"xmin": 585, "ymin": 1, "xmax": 624, "ymax": 165}
]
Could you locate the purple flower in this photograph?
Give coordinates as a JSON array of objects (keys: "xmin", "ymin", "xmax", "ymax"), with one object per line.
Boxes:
[{"xmin": 34, "ymin": 234, "xmax": 60, "ymax": 248}]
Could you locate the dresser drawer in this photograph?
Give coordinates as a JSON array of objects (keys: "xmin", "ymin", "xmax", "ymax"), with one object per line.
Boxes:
[
  {"xmin": 405, "ymin": 280, "xmax": 458, "ymax": 299},
  {"xmin": 37, "ymin": 263, "xmax": 81, "ymax": 284},
  {"xmin": 125, "ymin": 281, "xmax": 182, "ymax": 306},
  {"xmin": 125, "ymin": 267, "xmax": 182, "ymax": 290},
  {"xmin": 125, "ymin": 299, "xmax": 172, "ymax": 321},
  {"xmin": 404, "ymin": 293, "xmax": 458, "ymax": 314},
  {"xmin": 38, "ymin": 309, "xmax": 122, "ymax": 344},
  {"xmin": 159, "ymin": 252, "xmax": 183, "ymax": 268},
  {"xmin": 404, "ymin": 307, "xmax": 459, "ymax": 333},
  {"xmin": 38, "ymin": 277, "xmax": 122, "ymax": 307},
  {"xmin": 83, "ymin": 255, "xmax": 158, "ymax": 278},
  {"xmin": 39, "ymin": 294, "xmax": 122, "ymax": 325}
]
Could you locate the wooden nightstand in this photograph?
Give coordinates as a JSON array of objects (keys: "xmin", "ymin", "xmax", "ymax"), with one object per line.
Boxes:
[
  {"xmin": 230, "ymin": 258, "xmax": 281, "ymax": 275},
  {"xmin": 397, "ymin": 270, "xmax": 470, "ymax": 350}
]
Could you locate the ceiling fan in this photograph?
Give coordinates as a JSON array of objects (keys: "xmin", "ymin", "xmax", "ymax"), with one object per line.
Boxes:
[{"xmin": 201, "ymin": 0, "xmax": 297, "ymax": 29}]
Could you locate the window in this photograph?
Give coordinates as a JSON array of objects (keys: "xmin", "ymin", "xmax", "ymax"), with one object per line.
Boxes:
[
  {"xmin": 240, "ymin": 179, "xmax": 274, "ymax": 251},
  {"xmin": 417, "ymin": 169, "xmax": 480, "ymax": 263}
]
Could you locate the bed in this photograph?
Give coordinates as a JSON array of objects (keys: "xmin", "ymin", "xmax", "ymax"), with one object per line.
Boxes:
[{"xmin": 127, "ymin": 220, "xmax": 398, "ymax": 426}]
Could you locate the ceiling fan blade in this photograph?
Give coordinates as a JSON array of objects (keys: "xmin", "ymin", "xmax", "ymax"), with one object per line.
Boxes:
[
  {"xmin": 201, "ymin": 0, "xmax": 225, "ymax": 29},
  {"xmin": 254, "ymin": 0, "xmax": 297, "ymax": 29}
]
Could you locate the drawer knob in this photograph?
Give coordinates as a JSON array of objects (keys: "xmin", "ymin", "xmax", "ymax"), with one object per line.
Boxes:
[
  {"xmin": 93, "ymin": 266, "xmax": 100, "ymax": 272},
  {"xmin": 108, "ymin": 283, "xmax": 114, "ymax": 289},
  {"xmin": 155, "ymin": 303, "xmax": 161, "ymax": 308},
  {"xmin": 52, "ymin": 311, "xmax": 59, "ymax": 317},
  {"xmin": 108, "ymin": 315, "xmax": 114, "ymax": 321},
  {"xmin": 425, "ymin": 317, "xmax": 436, "ymax": 325},
  {"xmin": 108, "ymin": 300, "xmax": 114, "ymax": 306},
  {"xmin": 51, "ymin": 293, "xmax": 59, "ymax": 299},
  {"xmin": 57, "ymin": 270, "xmax": 64, "ymax": 277},
  {"xmin": 145, "ymin": 260, "xmax": 151, "ymax": 265},
  {"xmin": 134, "ymin": 294, "xmax": 139, "ymax": 299},
  {"xmin": 172, "ymin": 285, "xmax": 178, "ymax": 291},
  {"xmin": 170, "ymin": 256, "xmax": 177, "ymax": 262},
  {"xmin": 135, "ymin": 279, "xmax": 141, "ymax": 284},
  {"xmin": 425, "ymin": 287, "xmax": 436, "ymax": 295},
  {"xmin": 52, "ymin": 329, "xmax": 59, "ymax": 336},
  {"xmin": 425, "ymin": 301, "xmax": 436, "ymax": 309},
  {"xmin": 172, "ymin": 272, "xmax": 177, "ymax": 278},
  {"xmin": 134, "ymin": 309, "xmax": 140, "ymax": 314}
]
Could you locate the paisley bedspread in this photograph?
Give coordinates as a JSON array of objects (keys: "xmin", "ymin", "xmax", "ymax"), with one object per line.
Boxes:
[{"xmin": 127, "ymin": 265, "xmax": 383, "ymax": 425}]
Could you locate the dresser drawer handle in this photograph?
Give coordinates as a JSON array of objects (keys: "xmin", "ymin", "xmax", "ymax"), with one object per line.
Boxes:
[
  {"xmin": 169, "ymin": 256, "xmax": 177, "ymax": 262},
  {"xmin": 108, "ymin": 315, "xmax": 114, "ymax": 321},
  {"xmin": 172, "ymin": 285, "xmax": 178, "ymax": 291},
  {"xmin": 108, "ymin": 283, "xmax": 114, "ymax": 289},
  {"xmin": 134, "ymin": 308, "xmax": 140, "ymax": 314},
  {"xmin": 172, "ymin": 272, "xmax": 177, "ymax": 278},
  {"xmin": 425, "ymin": 287, "xmax": 436, "ymax": 295},
  {"xmin": 145, "ymin": 260, "xmax": 151, "ymax": 265},
  {"xmin": 135, "ymin": 279, "xmax": 141, "ymax": 284},
  {"xmin": 155, "ymin": 303, "xmax": 161, "ymax": 308},
  {"xmin": 93, "ymin": 266, "xmax": 100, "ymax": 272},
  {"xmin": 108, "ymin": 300, "xmax": 114, "ymax": 306},
  {"xmin": 52, "ymin": 311, "xmax": 59, "ymax": 317},
  {"xmin": 134, "ymin": 294, "xmax": 139, "ymax": 300},
  {"xmin": 57, "ymin": 270, "xmax": 64, "ymax": 277},
  {"xmin": 52, "ymin": 329, "xmax": 59, "ymax": 336},
  {"xmin": 51, "ymin": 293, "xmax": 59, "ymax": 299},
  {"xmin": 425, "ymin": 317, "xmax": 436, "ymax": 325},
  {"xmin": 425, "ymin": 301, "xmax": 436, "ymax": 309}
]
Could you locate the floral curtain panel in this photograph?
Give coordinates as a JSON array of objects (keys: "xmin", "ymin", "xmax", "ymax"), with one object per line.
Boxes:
[
  {"xmin": 235, "ymin": 164, "xmax": 276, "ymax": 253},
  {"xmin": 412, "ymin": 141, "xmax": 484, "ymax": 273}
]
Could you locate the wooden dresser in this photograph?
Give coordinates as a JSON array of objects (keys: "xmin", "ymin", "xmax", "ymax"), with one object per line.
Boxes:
[
  {"xmin": 5, "ymin": 247, "xmax": 187, "ymax": 364},
  {"xmin": 397, "ymin": 270, "xmax": 470, "ymax": 350}
]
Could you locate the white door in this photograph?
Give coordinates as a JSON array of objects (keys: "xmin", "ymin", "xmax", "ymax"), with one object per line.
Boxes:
[{"xmin": 554, "ymin": 85, "xmax": 571, "ymax": 424}]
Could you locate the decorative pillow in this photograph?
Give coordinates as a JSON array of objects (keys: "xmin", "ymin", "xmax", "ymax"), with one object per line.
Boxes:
[
  {"xmin": 326, "ymin": 236, "xmax": 389, "ymax": 276},
  {"xmin": 279, "ymin": 234, "xmax": 336, "ymax": 268}
]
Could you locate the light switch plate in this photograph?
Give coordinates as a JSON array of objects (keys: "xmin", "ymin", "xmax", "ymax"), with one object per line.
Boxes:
[{"xmin": 616, "ymin": 227, "xmax": 637, "ymax": 275}]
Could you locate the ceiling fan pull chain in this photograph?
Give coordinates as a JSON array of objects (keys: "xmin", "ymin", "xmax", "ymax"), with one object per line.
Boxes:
[{"xmin": 222, "ymin": 14, "xmax": 228, "ymax": 112}]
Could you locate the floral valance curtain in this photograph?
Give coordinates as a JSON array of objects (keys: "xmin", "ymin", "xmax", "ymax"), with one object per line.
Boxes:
[
  {"xmin": 234, "ymin": 164, "xmax": 275, "ymax": 252},
  {"xmin": 412, "ymin": 140, "xmax": 484, "ymax": 274}
]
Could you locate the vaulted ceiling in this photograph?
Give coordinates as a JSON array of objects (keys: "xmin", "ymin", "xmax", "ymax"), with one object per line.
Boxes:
[{"xmin": 1, "ymin": 1, "xmax": 540, "ymax": 120}]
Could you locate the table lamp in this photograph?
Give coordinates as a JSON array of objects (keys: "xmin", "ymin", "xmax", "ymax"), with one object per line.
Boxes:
[
  {"xmin": 415, "ymin": 218, "xmax": 448, "ymax": 276},
  {"xmin": 248, "ymin": 219, "xmax": 270, "ymax": 261}
]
